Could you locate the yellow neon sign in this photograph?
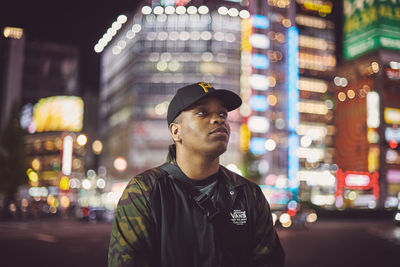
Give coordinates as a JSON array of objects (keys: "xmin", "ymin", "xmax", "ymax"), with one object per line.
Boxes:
[
  {"xmin": 303, "ymin": 1, "xmax": 332, "ymax": 14},
  {"xmin": 241, "ymin": 19, "xmax": 252, "ymax": 52},
  {"xmin": 3, "ymin": 27, "xmax": 24, "ymax": 39}
]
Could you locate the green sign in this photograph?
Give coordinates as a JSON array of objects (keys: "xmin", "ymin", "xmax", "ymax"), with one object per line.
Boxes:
[{"xmin": 343, "ymin": 0, "xmax": 400, "ymax": 60}]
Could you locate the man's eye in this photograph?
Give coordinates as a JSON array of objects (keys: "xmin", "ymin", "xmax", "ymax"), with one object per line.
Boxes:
[{"xmin": 196, "ymin": 111, "xmax": 207, "ymax": 116}]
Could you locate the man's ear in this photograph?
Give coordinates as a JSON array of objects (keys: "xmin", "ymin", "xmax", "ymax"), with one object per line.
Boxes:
[{"xmin": 169, "ymin": 122, "xmax": 182, "ymax": 143}]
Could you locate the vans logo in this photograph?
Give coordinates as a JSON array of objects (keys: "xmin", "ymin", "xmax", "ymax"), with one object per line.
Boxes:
[{"xmin": 230, "ymin": 209, "xmax": 247, "ymax": 225}]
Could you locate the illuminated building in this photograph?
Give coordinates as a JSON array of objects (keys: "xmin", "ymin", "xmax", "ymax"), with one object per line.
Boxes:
[
  {"xmin": 97, "ymin": 1, "xmax": 250, "ymax": 180},
  {"xmin": 241, "ymin": 0, "xmax": 299, "ymax": 211},
  {"xmin": 0, "ymin": 26, "xmax": 25, "ymax": 130},
  {"xmin": 20, "ymin": 42, "xmax": 83, "ymax": 187},
  {"xmin": 97, "ymin": 0, "xmax": 304, "ymax": 213},
  {"xmin": 1, "ymin": 27, "xmax": 90, "ymax": 215},
  {"xmin": 18, "ymin": 42, "xmax": 88, "ymax": 215},
  {"xmin": 335, "ymin": 0, "xmax": 400, "ymax": 209},
  {"xmin": 293, "ymin": 0, "xmax": 337, "ymax": 208}
]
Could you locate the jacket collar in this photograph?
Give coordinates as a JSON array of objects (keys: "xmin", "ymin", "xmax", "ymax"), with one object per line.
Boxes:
[{"xmin": 166, "ymin": 144, "xmax": 246, "ymax": 189}]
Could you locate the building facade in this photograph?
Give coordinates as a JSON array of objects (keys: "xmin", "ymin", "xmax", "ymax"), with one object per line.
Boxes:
[
  {"xmin": 293, "ymin": 0, "xmax": 337, "ymax": 208},
  {"xmin": 335, "ymin": 0, "xmax": 400, "ymax": 209},
  {"xmin": 97, "ymin": 0, "xmax": 348, "ymax": 214},
  {"xmin": 0, "ymin": 26, "xmax": 25, "ymax": 130},
  {"xmin": 97, "ymin": 0, "xmax": 249, "ymax": 180},
  {"xmin": 4, "ymin": 37, "xmax": 88, "ymax": 216},
  {"xmin": 240, "ymin": 0, "xmax": 298, "ymax": 210}
]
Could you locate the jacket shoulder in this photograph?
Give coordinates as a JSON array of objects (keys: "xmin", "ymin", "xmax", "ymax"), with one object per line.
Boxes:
[
  {"xmin": 119, "ymin": 167, "xmax": 168, "ymax": 205},
  {"xmin": 131, "ymin": 166, "xmax": 168, "ymax": 184}
]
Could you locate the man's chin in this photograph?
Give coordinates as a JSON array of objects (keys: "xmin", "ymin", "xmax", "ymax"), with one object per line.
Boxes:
[{"xmin": 205, "ymin": 143, "xmax": 228, "ymax": 157}]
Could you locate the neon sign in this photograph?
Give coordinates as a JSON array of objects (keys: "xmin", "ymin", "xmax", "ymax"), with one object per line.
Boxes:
[
  {"xmin": 249, "ymin": 137, "xmax": 266, "ymax": 155},
  {"xmin": 303, "ymin": 1, "xmax": 332, "ymax": 14},
  {"xmin": 287, "ymin": 27, "xmax": 300, "ymax": 200},
  {"xmin": 384, "ymin": 108, "xmax": 400, "ymax": 125},
  {"xmin": 249, "ymin": 95, "xmax": 268, "ymax": 112},
  {"xmin": 250, "ymin": 34, "xmax": 270, "ymax": 49},
  {"xmin": 249, "ymin": 74, "xmax": 269, "ymax": 90},
  {"xmin": 386, "ymin": 169, "xmax": 400, "ymax": 183},
  {"xmin": 345, "ymin": 174, "xmax": 370, "ymax": 187},
  {"xmin": 248, "ymin": 116, "xmax": 269, "ymax": 133},
  {"xmin": 385, "ymin": 127, "xmax": 400, "ymax": 142},
  {"xmin": 251, "ymin": 15, "xmax": 269, "ymax": 29},
  {"xmin": 385, "ymin": 68, "xmax": 400, "ymax": 80},
  {"xmin": 251, "ymin": 54, "xmax": 270, "ymax": 69},
  {"xmin": 367, "ymin": 92, "xmax": 380, "ymax": 128},
  {"xmin": 336, "ymin": 169, "xmax": 379, "ymax": 199}
]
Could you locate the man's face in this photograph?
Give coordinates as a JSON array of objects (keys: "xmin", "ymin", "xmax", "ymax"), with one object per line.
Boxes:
[{"xmin": 173, "ymin": 96, "xmax": 231, "ymax": 157}]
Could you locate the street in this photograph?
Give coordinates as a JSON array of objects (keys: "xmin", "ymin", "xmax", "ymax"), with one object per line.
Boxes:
[
  {"xmin": 0, "ymin": 218, "xmax": 399, "ymax": 267},
  {"xmin": 279, "ymin": 219, "xmax": 400, "ymax": 267}
]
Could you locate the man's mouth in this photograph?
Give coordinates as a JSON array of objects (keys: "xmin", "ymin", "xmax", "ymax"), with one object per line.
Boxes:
[{"xmin": 209, "ymin": 127, "xmax": 229, "ymax": 135}]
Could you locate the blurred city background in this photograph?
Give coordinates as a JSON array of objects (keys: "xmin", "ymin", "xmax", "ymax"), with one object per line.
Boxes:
[{"xmin": 1, "ymin": 0, "xmax": 400, "ymax": 266}]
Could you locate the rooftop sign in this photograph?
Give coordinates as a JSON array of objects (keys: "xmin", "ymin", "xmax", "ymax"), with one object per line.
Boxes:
[{"xmin": 343, "ymin": 0, "xmax": 400, "ymax": 60}]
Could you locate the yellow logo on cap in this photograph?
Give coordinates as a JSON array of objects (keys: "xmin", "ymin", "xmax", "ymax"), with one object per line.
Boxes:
[{"xmin": 198, "ymin": 82, "xmax": 212, "ymax": 93}]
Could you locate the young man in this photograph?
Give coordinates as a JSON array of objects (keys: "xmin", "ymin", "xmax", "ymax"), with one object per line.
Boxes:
[{"xmin": 108, "ymin": 82, "xmax": 285, "ymax": 267}]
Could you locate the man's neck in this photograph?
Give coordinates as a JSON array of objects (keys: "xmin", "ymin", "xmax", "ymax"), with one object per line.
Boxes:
[{"xmin": 176, "ymin": 148, "xmax": 220, "ymax": 180}]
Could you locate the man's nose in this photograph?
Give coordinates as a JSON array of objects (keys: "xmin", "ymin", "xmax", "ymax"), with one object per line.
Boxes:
[{"xmin": 210, "ymin": 113, "xmax": 226, "ymax": 124}]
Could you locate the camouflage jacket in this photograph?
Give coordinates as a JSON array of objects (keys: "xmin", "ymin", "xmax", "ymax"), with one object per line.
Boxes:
[{"xmin": 108, "ymin": 145, "xmax": 284, "ymax": 267}]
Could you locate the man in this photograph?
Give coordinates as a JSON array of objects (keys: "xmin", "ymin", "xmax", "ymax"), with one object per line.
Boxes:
[{"xmin": 108, "ymin": 82, "xmax": 285, "ymax": 267}]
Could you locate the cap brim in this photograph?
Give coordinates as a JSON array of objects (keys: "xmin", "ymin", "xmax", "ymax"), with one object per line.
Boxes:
[{"xmin": 208, "ymin": 90, "xmax": 242, "ymax": 111}]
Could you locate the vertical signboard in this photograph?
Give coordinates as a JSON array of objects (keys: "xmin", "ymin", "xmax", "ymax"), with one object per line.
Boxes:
[
  {"xmin": 287, "ymin": 27, "xmax": 300, "ymax": 199},
  {"xmin": 343, "ymin": 0, "xmax": 400, "ymax": 60}
]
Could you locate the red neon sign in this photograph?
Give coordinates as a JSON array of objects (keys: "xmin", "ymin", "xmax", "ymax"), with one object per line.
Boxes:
[
  {"xmin": 336, "ymin": 169, "xmax": 379, "ymax": 199},
  {"xmin": 389, "ymin": 139, "xmax": 398, "ymax": 149},
  {"xmin": 174, "ymin": 0, "xmax": 191, "ymax": 6}
]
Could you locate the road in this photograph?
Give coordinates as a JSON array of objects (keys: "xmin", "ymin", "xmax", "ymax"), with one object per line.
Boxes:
[
  {"xmin": 0, "ymin": 218, "xmax": 399, "ymax": 267},
  {"xmin": 279, "ymin": 219, "xmax": 400, "ymax": 267},
  {"xmin": 0, "ymin": 218, "xmax": 111, "ymax": 267}
]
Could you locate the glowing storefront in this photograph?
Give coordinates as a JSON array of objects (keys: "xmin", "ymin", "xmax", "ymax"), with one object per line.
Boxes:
[{"xmin": 22, "ymin": 96, "xmax": 87, "ymax": 215}]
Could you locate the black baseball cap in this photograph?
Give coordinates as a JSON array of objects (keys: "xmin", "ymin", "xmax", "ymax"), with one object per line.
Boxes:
[{"xmin": 167, "ymin": 82, "xmax": 242, "ymax": 125}]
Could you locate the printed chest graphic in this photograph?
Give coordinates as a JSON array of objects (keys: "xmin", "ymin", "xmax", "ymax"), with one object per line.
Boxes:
[{"xmin": 230, "ymin": 209, "xmax": 247, "ymax": 225}]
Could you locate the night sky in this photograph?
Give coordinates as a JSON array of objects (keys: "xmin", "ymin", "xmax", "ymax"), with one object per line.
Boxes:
[
  {"xmin": 0, "ymin": 0, "xmax": 141, "ymax": 92},
  {"xmin": 1, "ymin": 1, "xmax": 343, "ymax": 93}
]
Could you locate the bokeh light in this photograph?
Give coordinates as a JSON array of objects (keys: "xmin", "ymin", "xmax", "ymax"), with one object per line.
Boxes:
[
  {"xmin": 92, "ymin": 140, "xmax": 103, "ymax": 155},
  {"xmin": 114, "ymin": 157, "xmax": 128, "ymax": 172},
  {"xmin": 306, "ymin": 212, "xmax": 318, "ymax": 223},
  {"xmin": 59, "ymin": 176, "xmax": 70, "ymax": 191},
  {"xmin": 82, "ymin": 179, "xmax": 92, "ymax": 190},
  {"xmin": 60, "ymin": 196, "xmax": 70, "ymax": 208},
  {"xmin": 32, "ymin": 158, "xmax": 41, "ymax": 171},
  {"xmin": 338, "ymin": 92, "xmax": 346, "ymax": 102}
]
